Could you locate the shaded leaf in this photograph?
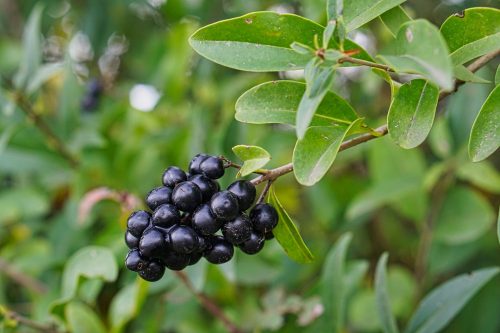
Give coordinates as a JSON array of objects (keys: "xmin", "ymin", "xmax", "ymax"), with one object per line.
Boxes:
[
  {"xmin": 388, "ymin": 79, "xmax": 439, "ymax": 149},
  {"xmin": 495, "ymin": 64, "xmax": 500, "ymax": 85},
  {"xmin": 268, "ymin": 187, "xmax": 314, "ymax": 264},
  {"xmin": 0, "ymin": 187, "xmax": 49, "ymax": 224},
  {"xmin": 327, "ymin": 0, "xmax": 343, "ymax": 21},
  {"xmin": 27, "ymin": 62, "xmax": 64, "ymax": 94},
  {"xmin": 379, "ymin": 20, "xmax": 453, "ymax": 91},
  {"xmin": 405, "ymin": 267, "xmax": 500, "ymax": 333},
  {"xmin": 456, "ymin": 161, "xmax": 500, "ymax": 194},
  {"xmin": 440, "ymin": 8, "xmax": 500, "ymax": 65},
  {"xmin": 375, "ymin": 253, "xmax": 400, "ymax": 333},
  {"xmin": 66, "ymin": 301, "xmax": 106, "ymax": 333},
  {"xmin": 109, "ymin": 279, "xmax": 149, "ymax": 333},
  {"xmin": 497, "ymin": 207, "xmax": 500, "ymax": 246},
  {"xmin": 232, "ymin": 145, "xmax": 271, "ymax": 176},
  {"xmin": 453, "ymin": 65, "xmax": 490, "ymax": 84},
  {"xmin": 468, "ymin": 84, "xmax": 500, "ymax": 161},
  {"xmin": 343, "ymin": 0, "xmax": 406, "ymax": 32},
  {"xmin": 380, "ymin": 6, "xmax": 412, "ymax": 37}
]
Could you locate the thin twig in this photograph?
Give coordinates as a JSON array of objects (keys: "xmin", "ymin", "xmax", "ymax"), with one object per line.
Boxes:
[
  {"xmin": 0, "ymin": 257, "xmax": 47, "ymax": 294},
  {"xmin": 2, "ymin": 309, "xmax": 61, "ymax": 333},
  {"xmin": 256, "ymin": 180, "xmax": 273, "ymax": 204},
  {"xmin": 174, "ymin": 271, "xmax": 245, "ymax": 333}
]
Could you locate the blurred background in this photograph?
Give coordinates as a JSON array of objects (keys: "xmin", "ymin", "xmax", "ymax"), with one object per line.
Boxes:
[{"xmin": 0, "ymin": 0, "xmax": 498, "ymax": 332}]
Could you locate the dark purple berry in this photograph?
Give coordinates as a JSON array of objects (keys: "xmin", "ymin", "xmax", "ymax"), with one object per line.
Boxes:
[
  {"xmin": 227, "ymin": 180, "xmax": 256, "ymax": 211},
  {"xmin": 152, "ymin": 204, "xmax": 180, "ymax": 228},
  {"xmin": 200, "ymin": 156, "xmax": 224, "ymax": 179},
  {"xmin": 239, "ymin": 231, "xmax": 265, "ymax": 254},
  {"xmin": 188, "ymin": 154, "xmax": 209, "ymax": 175},
  {"xmin": 168, "ymin": 225, "xmax": 199, "ymax": 254},
  {"xmin": 139, "ymin": 227, "xmax": 168, "ymax": 259},
  {"xmin": 138, "ymin": 260, "xmax": 165, "ymax": 281},
  {"xmin": 161, "ymin": 251, "xmax": 190, "ymax": 270},
  {"xmin": 125, "ymin": 231, "xmax": 139, "ymax": 249},
  {"xmin": 188, "ymin": 174, "xmax": 219, "ymax": 202},
  {"xmin": 210, "ymin": 191, "xmax": 239, "ymax": 222},
  {"xmin": 162, "ymin": 166, "xmax": 187, "ymax": 187},
  {"xmin": 127, "ymin": 210, "xmax": 151, "ymax": 237},
  {"xmin": 192, "ymin": 204, "xmax": 223, "ymax": 235},
  {"xmin": 188, "ymin": 251, "xmax": 203, "ymax": 266},
  {"xmin": 265, "ymin": 231, "xmax": 274, "ymax": 240},
  {"xmin": 172, "ymin": 181, "xmax": 202, "ymax": 212},
  {"xmin": 125, "ymin": 249, "xmax": 148, "ymax": 272},
  {"xmin": 146, "ymin": 186, "xmax": 172, "ymax": 210},
  {"xmin": 87, "ymin": 78, "xmax": 103, "ymax": 97},
  {"xmin": 204, "ymin": 236, "xmax": 234, "ymax": 264},
  {"xmin": 250, "ymin": 203, "xmax": 278, "ymax": 233},
  {"xmin": 222, "ymin": 214, "xmax": 252, "ymax": 245}
]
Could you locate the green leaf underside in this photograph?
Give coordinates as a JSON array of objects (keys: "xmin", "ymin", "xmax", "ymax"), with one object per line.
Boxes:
[
  {"xmin": 321, "ymin": 233, "xmax": 352, "ymax": 333},
  {"xmin": 453, "ymin": 65, "xmax": 490, "ymax": 83},
  {"xmin": 343, "ymin": 0, "xmax": 406, "ymax": 32},
  {"xmin": 232, "ymin": 145, "xmax": 271, "ymax": 176},
  {"xmin": 268, "ymin": 187, "xmax": 314, "ymax": 264},
  {"xmin": 189, "ymin": 11, "xmax": 373, "ymax": 72},
  {"xmin": 235, "ymin": 80, "xmax": 359, "ymax": 126},
  {"xmin": 379, "ymin": 20, "xmax": 454, "ymax": 91},
  {"xmin": 440, "ymin": 8, "xmax": 500, "ymax": 65},
  {"xmin": 375, "ymin": 253, "xmax": 400, "ymax": 333},
  {"xmin": 405, "ymin": 267, "xmax": 500, "ymax": 333},
  {"xmin": 293, "ymin": 119, "xmax": 365, "ymax": 186},
  {"xmin": 380, "ymin": 5, "xmax": 412, "ymax": 37},
  {"xmin": 468, "ymin": 84, "xmax": 500, "ymax": 161},
  {"xmin": 388, "ymin": 79, "xmax": 439, "ymax": 149}
]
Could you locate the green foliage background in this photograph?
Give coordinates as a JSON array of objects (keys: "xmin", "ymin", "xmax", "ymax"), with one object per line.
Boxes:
[{"xmin": 0, "ymin": 0, "xmax": 498, "ymax": 332}]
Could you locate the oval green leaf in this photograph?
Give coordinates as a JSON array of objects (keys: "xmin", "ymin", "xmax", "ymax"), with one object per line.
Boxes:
[
  {"xmin": 404, "ymin": 267, "xmax": 500, "ymax": 333},
  {"xmin": 387, "ymin": 79, "xmax": 439, "ymax": 149},
  {"xmin": 66, "ymin": 301, "xmax": 107, "ymax": 333},
  {"xmin": 232, "ymin": 145, "xmax": 271, "ymax": 176},
  {"xmin": 440, "ymin": 7, "xmax": 500, "ymax": 65},
  {"xmin": 453, "ymin": 65, "xmax": 490, "ymax": 84},
  {"xmin": 380, "ymin": 6, "xmax": 412, "ymax": 37},
  {"xmin": 343, "ymin": 0, "xmax": 406, "ymax": 32},
  {"xmin": 293, "ymin": 119, "xmax": 364, "ymax": 186},
  {"xmin": 379, "ymin": 20, "xmax": 454, "ymax": 91},
  {"xmin": 468, "ymin": 84, "xmax": 500, "ymax": 161},
  {"xmin": 375, "ymin": 253, "xmax": 400, "ymax": 333},
  {"xmin": 268, "ymin": 187, "xmax": 314, "ymax": 264},
  {"xmin": 235, "ymin": 80, "xmax": 359, "ymax": 126}
]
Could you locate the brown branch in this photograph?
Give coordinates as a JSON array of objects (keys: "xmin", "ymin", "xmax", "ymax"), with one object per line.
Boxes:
[
  {"xmin": 0, "ymin": 257, "xmax": 47, "ymax": 294},
  {"xmin": 2, "ymin": 308, "xmax": 61, "ymax": 333},
  {"xmin": 256, "ymin": 180, "xmax": 273, "ymax": 203},
  {"xmin": 250, "ymin": 50, "xmax": 498, "ymax": 186},
  {"xmin": 175, "ymin": 272, "xmax": 245, "ymax": 333}
]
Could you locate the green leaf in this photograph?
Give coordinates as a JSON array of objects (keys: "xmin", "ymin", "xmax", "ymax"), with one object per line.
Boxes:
[
  {"xmin": 66, "ymin": 301, "xmax": 107, "ymax": 333},
  {"xmin": 268, "ymin": 187, "xmax": 314, "ymax": 264},
  {"xmin": 375, "ymin": 253, "xmax": 400, "ymax": 333},
  {"xmin": 109, "ymin": 279, "xmax": 149, "ymax": 333},
  {"xmin": 0, "ymin": 187, "xmax": 49, "ymax": 224},
  {"xmin": 26, "ymin": 62, "xmax": 64, "ymax": 94},
  {"xmin": 293, "ymin": 119, "xmax": 364, "ymax": 186},
  {"xmin": 379, "ymin": 20, "xmax": 454, "ymax": 91},
  {"xmin": 387, "ymin": 79, "xmax": 439, "ymax": 149},
  {"xmin": 404, "ymin": 267, "xmax": 500, "ymax": 333},
  {"xmin": 453, "ymin": 65, "xmax": 490, "ymax": 84},
  {"xmin": 380, "ymin": 6, "xmax": 412, "ymax": 37},
  {"xmin": 14, "ymin": 4, "xmax": 43, "ymax": 89},
  {"xmin": 440, "ymin": 8, "xmax": 500, "ymax": 65},
  {"xmin": 296, "ymin": 60, "xmax": 336, "ymax": 139},
  {"xmin": 232, "ymin": 145, "xmax": 271, "ymax": 176},
  {"xmin": 495, "ymin": 65, "xmax": 500, "ymax": 85},
  {"xmin": 343, "ymin": 0, "xmax": 407, "ymax": 32},
  {"xmin": 372, "ymin": 68, "xmax": 401, "ymax": 96},
  {"xmin": 497, "ymin": 207, "xmax": 500, "ymax": 246},
  {"xmin": 327, "ymin": 0, "xmax": 343, "ymax": 21},
  {"xmin": 468, "ymin": 84, "xmax": 500, "ymax": 161},
  {"xmin": 321, "ymin": 233, "xmax": 352, "ymax": 333},
  {"xmin": 434, "ymin": 186, "xmax": 494, "ymax": 245},
  {"xmin": 235, "ymin": 80, "xmax": 358, "ymax": 126},
  {"xmin": 456, "ymin": 161, "xmax": 500, "ymax": 194}
]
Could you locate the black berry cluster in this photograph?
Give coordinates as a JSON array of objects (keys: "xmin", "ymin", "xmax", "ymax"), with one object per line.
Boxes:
[{"xmin": 124, "ymin": 154, "xmax": 279, "ymax": 282}]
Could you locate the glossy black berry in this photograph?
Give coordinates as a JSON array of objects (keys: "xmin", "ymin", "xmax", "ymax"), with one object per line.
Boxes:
[
  {"xmin": 188, "ymin": 251, "xmax": 203, "ymax": 266},
  {"xmin": 227, "ymin": 180, "xmax": 256, "ymax": 211},
  {"xmin": 138, "ymin": 260, "xmax": 165, "ymax": 282},
  {"xmin": 139, "ymin": 227, "xmax": 168, "ymax": 258},
  {"xmin": 192, "ymin": 204, "xmax": 223, "ymax": 235},
  {"xmin": 162, "ymin": 166, "xmax": 187, "ymax": 187},
  {"xmin": 161, "ymin": 251, "xmax": 190, "ymax": 270},
  {"xmin": 222, "ymin": 214, "xmax": 252, "ymax": 245},
  {"xmin": 188, "ymin": 154, "xmax": 209, "ymax": 175},
  {"xmin": 127, "ymin": 210, "xmax": 151, "ymax": 237},
  {"xmin": 125, "ymin": 249, "xmax": 148, "ymax": 272},
  {"xmin": 200, "ymin": 156, "xmax": 224, "ymax": 179},
  {"xmin": 265, "ymin": 231, "xmax": 275, "ymax": 240},
  {"xmin": 146, "ymin": 186, "xmax": 172, "ymax": 210},
  {"xmin": 239, "ymin": 231, "xmax": 265, "ymax": 255},
  {"xmin": 125, "ymin": 231, "xmax": 139, "ymax": 249},
  {"xmin": 188, "ymin": 174, "xmax": 219, "ymax": 202},
  {"xmin": 250, "ymin": 203, "xmax": 279, "ymax": 233},
  {"xmin": 204, "ymin": 236, "xmax": 234, "ymax": 264},
  {"xmin": 210, "ymin": 191, "xmax": 239, "ymax": 222},
  {"xmin": 168, "ymin": 225, "xmax": 200, "ymax": 254},
  {"xmin": 152, "ymin": 204, "xmax": 180, "ymax": 228},
  {"xmin": 172, "ymin": 181, "xmax": 202, "ymax": 212}
]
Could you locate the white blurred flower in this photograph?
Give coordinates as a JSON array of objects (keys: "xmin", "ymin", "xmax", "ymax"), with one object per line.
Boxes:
[
  {"xmin": 69, "ymin": 32, "xmax": 94, "ymax": 62},
  {"xmin": 129, "ymin": 84, "xmax": 161, "ymax": 112}
]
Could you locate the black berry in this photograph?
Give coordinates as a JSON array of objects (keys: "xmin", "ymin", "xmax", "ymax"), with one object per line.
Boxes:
[
  {"xmin": 239, "ymin": 231, "xmax": 265, "ymax": 255},
  {"xmin": 127, "ymin": 210, "xmax": 151, "ymax": 237},
  {"xmin": 146, "ymin": 186, "xmax": 172, "ymax": 210},
  {"xmin": 125, "ymin": 249, "xmax": 148, "ymax": 272},
  {"xmin": 138, "ymin": 260, "xmax": 165, "ymax": 281},
  {"xmin": 161, "ymin": 251, "xmax": 190, "ymax": 270},
  {"xmin": 125, "ymin": 231, "xmax": 139, "ymax": 249},
  {"xmin": 204, "ymin": 236, "xmax": 234, "ymax": 264},
  {"xmin": 250, "ymin": 203, "xmax": 278, "ymax": 233},
  {"xmin": 210, "ymin": 191, "xmax": 239, "ymax": 222},
  {"xmin": 227, "ymin": 180, "xmax": 256, "ymax": 211},
  {"xmin": 139, "ymin": 227, "xmax": 168, "ymax": 258},
  {"xmin": 222, "ymin": 214, "xmax": 252, "ymax": 245},
  {"xmin": 192, "ymin": 204, "xmax": 223, "ymax": 235},
  {"xmin": 152, "ymin": 204, "xmax": 180, "ymax": 228},
  {"xmin": 162, "ymin": 166, "xmax": 187, "ymax": 187},
  {"xmin": 188, "ymin": 174, "xmax": 219, "ymax": 202},
  {"xmin": 188, "ymin": 251, "xmax": 203, "ymax": 266},
  {"xmin": 200, "ymin": 156, "xmax": 224, "ymax": 179},
  {"xmin": 188, "ymin": 154, "xmax": 209, "ymax": 175},
  {"xmin": 265, "ymin": 231, "xmax": 275, "ymax": 240},
  {"xmin": 168, "ymin": 225, "xmax": 200, "ymax": 254},
  {"xmin": 171, "ymin": 181, "xmax": 202, "ymax": 212}
]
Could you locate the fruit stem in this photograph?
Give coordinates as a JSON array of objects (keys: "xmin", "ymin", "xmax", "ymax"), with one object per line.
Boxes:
[{"xmin": 256, "ymin": 180, "xmax": 273, "ymax": 204}]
